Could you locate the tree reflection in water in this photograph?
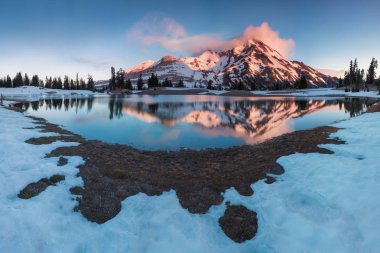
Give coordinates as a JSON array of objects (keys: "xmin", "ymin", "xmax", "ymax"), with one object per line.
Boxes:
[{"xmin": 18, "ymin": 96, "xmax": 376, "ymax": 146}]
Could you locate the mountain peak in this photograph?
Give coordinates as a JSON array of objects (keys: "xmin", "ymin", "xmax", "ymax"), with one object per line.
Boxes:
[
  {"xmin": 125, "ymin": 41, "xmax": 337, "ymax": 89},
  {"xmin": 125, "ymin": 60, "xmax": 155, "ymax": 74},
  {"xmin": 160, "ymin": 56, "xmax": 177, "ymax": 63}
]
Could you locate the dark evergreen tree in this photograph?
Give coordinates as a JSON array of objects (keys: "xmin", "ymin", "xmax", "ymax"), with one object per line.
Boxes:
[
  {"xmin": 337, "ymin": 77, "xmax": 343, "ymax": 88},
  {"xmin": 207, "ymin": 80, "xmax": 213, "ymax": 90},
  {"xmin": 162, "ymin": 78, "xmax": 173, "ymax": 87},
  {"xmin": 109, "ymin": 67, "xmax": 116, "ymax": 90},
  {"xmin": 116, "ymin": 68, "xmax": 125, "ymax": 89},
  {"xmin": 147, "ymin": 73, "xmax": 159, "ymax": 88},
  {"xmin": 76, "ymin": 73, "xmax": 79, "ymax": 90},
  {"xmin": 80, "ymin": 78, "xmax": 86, "ymax": 90},
  {"xmin": 24, "ymin": 74, "xmax": 30, "ymax": 86},
  {"xmin": 70, "ymin": 79, "xmax": 75, "ymax": 90},
  {"xmin": 177, "ymin": 79, "xmax": 185, "ymax": 88},
  {"xmin": 87, "ymin": 75, "xmax": 94, "ymax": 91},
  {"xmin": 6, "ymin": 75, "xmax": 12, "ymax": 88},
  {"xmin": 63, "ymin": 76, "xmax": 70, "ymax": 90},
  {"xmin": 231, "ymin": 80, "xmax": 245, "ymax": 90},
  {"xmin": 13, "ymin": 72, "xmax": 24, "ymax": 87},
  {"xmin": 125, "ymin": 79, "xmax": 132, "ymax": 90},
  {"xmin": 52, "ymin": 78, "xmax": 59, "ymax": 89},
  {"xmin": 137, "ymin": 73, "xmax": 144, "ymax": 90},
  {"xmin": 58, "ymin": 77, "xmax": 63, "ymax": 89},
  {"xmin": 366, "ymin": 58, "xmax": 378, "ymax": 85},
  {"xmin": 295, "ymin": 74, "xmax": 308, "ymax": 89},
  {"xmin": 31, "ymin": 75, "xmax": 40, "ymax": 87},
  {"xmin": 222, "ymin": 73, "xmax": 231, "ymax": 86}
]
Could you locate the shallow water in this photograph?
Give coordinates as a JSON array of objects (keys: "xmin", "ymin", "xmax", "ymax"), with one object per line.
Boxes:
[{"xmin": 19, "ymin": 95, "xmax": 374, "ymax": 150}]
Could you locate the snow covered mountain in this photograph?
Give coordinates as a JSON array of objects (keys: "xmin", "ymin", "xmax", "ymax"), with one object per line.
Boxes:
[{"xmin": 125, "ymin": 39, "xmax": 337, "ymax": 89}]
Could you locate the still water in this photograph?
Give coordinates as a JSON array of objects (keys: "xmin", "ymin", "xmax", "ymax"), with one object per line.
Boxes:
[{"xmin": 18, "ymin": 95, "xmax": 374, "ymax": 150}]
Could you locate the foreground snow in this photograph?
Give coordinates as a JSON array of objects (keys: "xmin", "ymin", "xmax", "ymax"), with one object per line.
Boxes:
[
  {"xmin": 1, "ymin": 103, "xmax": 380, "ymax": 252},
  {"xmin": 224, "ymin": 112, "xmax": 380, "ymax": 252}
]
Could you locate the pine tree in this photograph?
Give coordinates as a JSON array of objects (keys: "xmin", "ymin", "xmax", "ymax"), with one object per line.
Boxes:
[
  {"xmin": 177, "ymin": 79, "xmax": 185, "ymax": 88},
  {"xmin": 13, "ymin": 72, "xmax": 23, "ymax": 88},
  {"xmin": 47, "ymin": 77, "xmax": 53, "ymax": 89},
  {"xmin": 76, "ymin": 73, "xmax": 79, "ymax": 90},
  {"xmin": 162, "ymin": 78, "xmax": 173, "ymax": 87},
  {"xmin": 109, "ymin": 67, "xmax": 116, "ymax": 90},
  {"xmin": 366, "ymin": 58, "xmax": 378, "ymax": 85},
  {"xmin": 125, "ymin": 79, "xmax": 133, "ymax": 90},
  {"xmin": 116, "ymin": 68, "xmax": 125, "ymax": 89},
  {"xmin": 87, "ymin": 75, "xmax": 95, "ymax": 91},
  {"xmin": 295, "ymin": 73, "xmax": 308, "ymax": 89},
  {"xmin": 137, "ymin": 73, "xmax": 144, "ymax": 90},
  {"xmin": 24, "ymin": 74, "xmax": 30, "ymax": 86},
  {"xmin": 147, "ymin": 73, "xmax": 159, "ymax": 88},
  {"xmin": 70, "ymin": 79, "xmax": 75, "ymax": 90},
  {"xmin": 58, "ymin": 77, "xmax": 63, "ymax": 89},
  {"xmin": 6, "ymin": 75, "xmax": 12, "ymax": 88},
  {"xmin": 207, "ymin": 80, "xmax": 213, "ymax": 90},
  {"xmin": 80, "ymin": 78, "xmax": 86, "ymax": 90},
  {"xmin": 31, "ymin": 75, "xmax": 40, "ymax": 87},
  {"xmin": 52, "ymin": 78, "xmax": 58, "ymax": 89},
  {"xmin": 63, "ymin": 76, "xmax": 70, "ymax": 90}
]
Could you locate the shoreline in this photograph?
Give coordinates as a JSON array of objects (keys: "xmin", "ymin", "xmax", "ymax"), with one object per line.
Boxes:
[{"xmin": 3, "ymin": 93, "xmax": 380, "ymax": 243}]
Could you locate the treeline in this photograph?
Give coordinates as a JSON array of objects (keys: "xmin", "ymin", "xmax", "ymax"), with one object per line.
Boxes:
[
  {"xmin": 108, "ymin": 67, "xmax": 185, "ymax": 90},
  {"xmin": 0, "ymin": 72, "xmax": 95, "ymax": 90},
  {"xmin": 338, "ymin": 58, "xmax": 379, "ymax": 92}
]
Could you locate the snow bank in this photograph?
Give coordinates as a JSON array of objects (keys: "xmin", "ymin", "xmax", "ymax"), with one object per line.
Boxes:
[
  {"xmin": 222, "ymin": 112, "xmax": 380, "ymax": 252},
  {"xmin": 252, "ymin": 88, "xmax": 380, "ymax": 98},
  {"xmin": 1, "ymin": 100, "xmax": 380, "ymax": 252},
  {"xmin": 0, "ymin": 86, "xmax": 94, "ymax": 101}
]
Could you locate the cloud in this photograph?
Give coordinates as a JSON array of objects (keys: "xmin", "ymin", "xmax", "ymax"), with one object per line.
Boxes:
[
  {"xmin": 127, "ymin": 15, "xmax": 295, "ymax": 58},
  {"xmin": 73, "ymin": 57, "xmax": 111, "ymax": 68}
]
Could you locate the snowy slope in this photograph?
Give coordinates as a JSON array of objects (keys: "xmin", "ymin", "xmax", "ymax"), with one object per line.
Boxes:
[
  {"xmin": 125, "ymin": 60, "xmax": 156, "ymax": 73},
  {"xmin": 125, "ymin": 39, "xmax": 337, "ymax": 89}
]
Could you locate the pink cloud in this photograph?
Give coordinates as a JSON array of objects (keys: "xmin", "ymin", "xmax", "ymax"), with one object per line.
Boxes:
[{"xmin": 128, "ymin": 15, "xmax": 295, "ymax": 58}]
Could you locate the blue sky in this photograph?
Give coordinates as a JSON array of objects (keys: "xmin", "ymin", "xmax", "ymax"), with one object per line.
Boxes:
[{"xmin": 1, "ymin": 0, "xmax": 379, "ymax": 79}]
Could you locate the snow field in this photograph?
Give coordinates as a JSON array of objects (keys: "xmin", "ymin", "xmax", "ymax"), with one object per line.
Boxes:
[{"xmin": 1, "ymin": 89, "xmax": 380, "ymax": 252}]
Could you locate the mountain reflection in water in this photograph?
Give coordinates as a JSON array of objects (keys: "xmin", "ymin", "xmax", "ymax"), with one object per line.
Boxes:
[{"xmin": 19, "ymin": 95, "xmax": 375, "ymax": 150}]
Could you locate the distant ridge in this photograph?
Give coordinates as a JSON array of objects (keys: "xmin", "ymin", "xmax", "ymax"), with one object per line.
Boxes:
[{"xmin": 125, "ymin": 39, "xmax": 337, "ymax": 89}]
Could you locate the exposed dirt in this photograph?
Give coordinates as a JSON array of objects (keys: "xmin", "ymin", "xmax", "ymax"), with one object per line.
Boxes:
[
  {"xmin": 219, "ymin": 204, "xmax": 258, "ymax": 243},
  {"xmin": 18, "ymin": 175, "xmax": 65, "ymax": 199},
  {"xmin": 57, "ymin": 157, "xmax": 69, "ymax": 166},
  {"xmin": 38, "ymin": 125, "xmax": 342, "ymax": 226},
  {"xmin": 5, "ymin": 101, "xmax": 358, "ymax": 242}
]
